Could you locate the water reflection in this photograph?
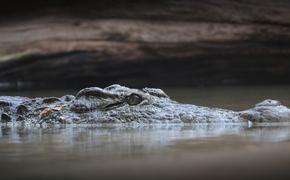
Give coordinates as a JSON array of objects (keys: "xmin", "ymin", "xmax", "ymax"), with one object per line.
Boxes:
[
  {"xmin": 2, "ymin": 124, "xmax": 290, "ymax": 144},
  {"xmin": 1, "ymin": 124, "xmax": 290, "ymax": 163}
]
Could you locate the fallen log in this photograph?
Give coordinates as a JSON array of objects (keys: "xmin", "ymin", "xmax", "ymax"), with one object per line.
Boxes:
[{"xmin": 0, "ymin": 0, "xmax": 290, "ymax": 89}]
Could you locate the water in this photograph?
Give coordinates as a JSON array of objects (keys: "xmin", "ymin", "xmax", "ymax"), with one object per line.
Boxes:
[{"xmin": 1, "ymin": 86, "xmax": 290, "ymax": 180}]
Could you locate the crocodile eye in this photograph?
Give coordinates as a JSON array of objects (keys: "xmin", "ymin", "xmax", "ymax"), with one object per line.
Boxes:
[{"xmin": 125, "ymin": 94, "xmax": 142, "ymax": 105}]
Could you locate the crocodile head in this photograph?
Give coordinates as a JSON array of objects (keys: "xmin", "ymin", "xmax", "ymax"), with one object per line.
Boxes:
[
  {"xmin": 69, "ymin": 84, "xmax": 185, "ymax": 123},
  {"xmin": 1, "ymin": 85, "xmax": 290, "ymax": 125}
]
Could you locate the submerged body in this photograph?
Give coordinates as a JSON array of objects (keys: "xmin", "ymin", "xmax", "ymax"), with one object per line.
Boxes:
[{"xmin": 0, "ymin": 85, "xmax": 290, "ymax": 125}]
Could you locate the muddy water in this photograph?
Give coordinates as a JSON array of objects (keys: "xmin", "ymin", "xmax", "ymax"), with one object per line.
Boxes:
[{"xmin": 1, "ymin": 86, "xmax": 290, "ymax": 180}]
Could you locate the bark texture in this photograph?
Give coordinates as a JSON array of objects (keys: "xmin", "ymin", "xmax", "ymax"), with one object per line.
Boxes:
[{"xmin": 0, "ymin": 0, "xmax": 290, "ymax": 89}]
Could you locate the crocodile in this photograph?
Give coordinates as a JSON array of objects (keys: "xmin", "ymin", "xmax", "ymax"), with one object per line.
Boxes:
[{"xmin": 0, "ymin": 84, "xmax": 290, "ymax": 125}]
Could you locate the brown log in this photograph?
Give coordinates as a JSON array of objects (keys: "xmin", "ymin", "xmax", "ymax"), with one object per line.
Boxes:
[{"xmin": 0, "ymin": 0, "xmax": 290, "ymax": 89}]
